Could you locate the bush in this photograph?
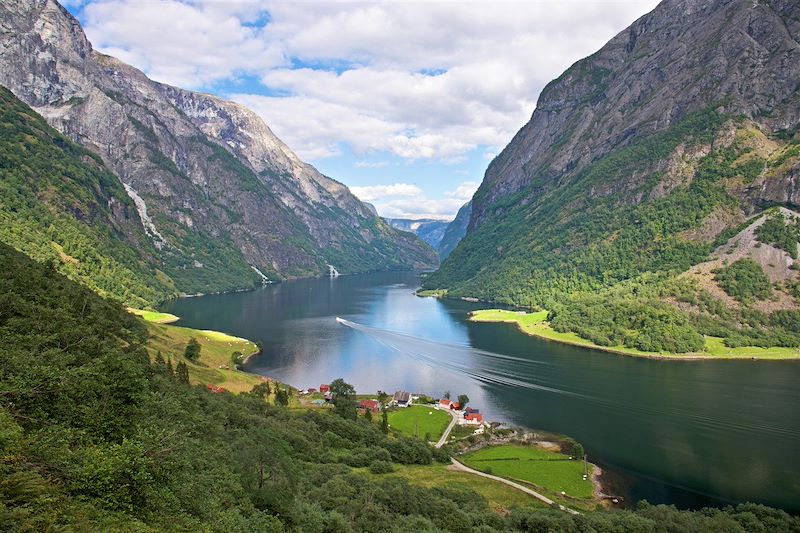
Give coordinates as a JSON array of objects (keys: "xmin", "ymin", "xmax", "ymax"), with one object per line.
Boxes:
[
  {"xmin": 714, "ymin": 259, "xmax": 771, "ymax": 302},
  {"xmin": 369, "ymin": 460, "xmax": 394, "ymax": 474}
]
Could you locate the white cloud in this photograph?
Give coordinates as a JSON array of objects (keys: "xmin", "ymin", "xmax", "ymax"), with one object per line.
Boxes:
[
  {"xmin": 351, "ymin": 180, "xmax": 477, "ymax": 219},
  {"xmin": 447, "ymin": 181, "xmax": 480, "ymax": 200},
  {"xmin": 355, "ymin": 160, "xmax": 388, "ymax": 168},
  {"xmin": 76, "ymin": 0, "xmax": 660, "ymax": 162},
  {"xmin": 350, "ymin": 183, "xmax": 422, "ymax": 202}
]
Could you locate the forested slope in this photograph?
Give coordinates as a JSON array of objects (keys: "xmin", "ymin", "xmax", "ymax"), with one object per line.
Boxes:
[{"xmin": 0, "ymin": 86, "xmax": 175, "ymax": 307}]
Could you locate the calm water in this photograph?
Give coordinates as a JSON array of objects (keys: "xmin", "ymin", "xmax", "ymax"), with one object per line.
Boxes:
[{"xmin": 162, "ymin": 271, "xmax": 800, "ymax": 511}]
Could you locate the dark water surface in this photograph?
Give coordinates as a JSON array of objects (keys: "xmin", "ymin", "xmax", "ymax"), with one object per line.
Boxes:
[{"xmin": 162, "ymin": 271, "xmax": 800, "ymax": 511}]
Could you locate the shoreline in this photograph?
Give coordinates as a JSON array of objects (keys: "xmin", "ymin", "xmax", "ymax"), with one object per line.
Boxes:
[{"xmin": 468, "ymin": 309, "xmax": 800, "ymax": 361}]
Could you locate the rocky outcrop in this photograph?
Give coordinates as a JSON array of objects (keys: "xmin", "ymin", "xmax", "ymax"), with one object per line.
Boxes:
[
  {"xmin": 428, "ymin": 0, "xmax": 800, "ymax": 306},
  {"xmin": 0, "ymin": 0, "xmax": 436, "ymax": 296},
  {"xmin": 471, "ymin": 0, "xmax": 800, "ymax": 230},
  {"xmin": 437, "ymin": 201, "xmax": 471, "ymax": 260}
]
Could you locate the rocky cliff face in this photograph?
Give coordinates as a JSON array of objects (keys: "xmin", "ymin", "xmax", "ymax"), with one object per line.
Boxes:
[
  {"xmin": 436, "ymin": 201, "xmax": 471, "ymax": 260},
  {"xmin": 427, "ymin": 0, "xmax": 800, "ymax": 305},
  {"xmin": 0, "ymin": 0, "xmax": 436, "ymax": 297},
  {"xmin": 471, "ymin": 0, "xmax": 800, "ymax": 230}
]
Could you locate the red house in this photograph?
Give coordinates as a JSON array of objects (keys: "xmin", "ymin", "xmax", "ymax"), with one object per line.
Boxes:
[
  {"xmin": 320, "ymin": 384, "xmax": 330, "ymax": 393},
  {"xmin": 464, "ymin": 413, "xmax": 483, "ymax": 425},
  {"xmin": 359, "ymin": 399, "xmax": 380, "ymax": 413},
  {"xmin": 438, "ymin": 399, "xmax": 453, "ymax": 409}
]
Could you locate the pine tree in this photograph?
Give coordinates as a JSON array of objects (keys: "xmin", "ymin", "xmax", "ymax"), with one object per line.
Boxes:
[
  {"xmin": 166, "ymin": 358, "xmax": 174, "ymax": 376},
  {"xmin": 381, "ymin": 411, "xmax": 389, "ymax": 434},
  {"xmin": 155, "ymin": 350, "xmax": 165, "ymax": 366},
  {"xmin": 364, "ymin": 408, "xmax": 373, "ymax": 422},
  {"xmin": 176, "ymin": 361, "xmax": 190, "ymax": 384}
]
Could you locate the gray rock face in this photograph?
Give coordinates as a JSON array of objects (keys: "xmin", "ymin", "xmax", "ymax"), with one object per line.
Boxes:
[
  {"xmin": 472, "ymin": 0, "xmax": 800, "ymax": 230},
  {"xmin": 0, "ymin": 0, "xmax": 436, "ymax": 294},
  {"xmin": 437, "ymin": 201, "xmax": 472, "ymax": 260}
]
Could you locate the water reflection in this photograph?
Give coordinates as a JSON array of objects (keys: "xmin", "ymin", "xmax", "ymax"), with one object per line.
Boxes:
[{"xmin": 162, "ymin": 271, "xmax": 800, "ymax": 511}]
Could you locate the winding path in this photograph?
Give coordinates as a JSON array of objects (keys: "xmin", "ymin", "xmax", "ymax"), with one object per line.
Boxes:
[
  {"xmin": 434, "ymin": 408, "xmax": 459, "ymax": 448},
  {"xmin": 449, "ymin": 458, "xmax": 580, "ymax": 515}
]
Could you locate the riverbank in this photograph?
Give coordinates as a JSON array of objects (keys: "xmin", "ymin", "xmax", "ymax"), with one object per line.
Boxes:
[
  {"xmin": 131, "ymin": 309, "xmax": 275, "ymax": 394},
  {"xmin": 469, "ymin": 309, "xmax": 800, "ymax": 360}
]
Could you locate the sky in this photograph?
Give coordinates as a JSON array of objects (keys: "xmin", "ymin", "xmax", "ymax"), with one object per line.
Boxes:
[{"xmin": 64, "ymin": 0, "xmax": 659, "ymax": 220}]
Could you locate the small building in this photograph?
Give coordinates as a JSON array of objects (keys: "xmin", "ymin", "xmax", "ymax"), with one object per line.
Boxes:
[
  {"xmin": 464, "ymin": 407, "xmax": 480, "ymax": 415},
  {"xmin": 359, "ymin": 399, "xmax": 381, "ymax": 412},
  {"xmin": 393, "ymin": 390, "xmax": 411, "ymax": 407},
  {"xmin": 307, "ymin": 387, "xmax": 317, "ymax": 394},
  {"xmin": 464, "ymin": 413, "xmax": 483, "ymax": 425},
  {"xmin": 438, "ymin": 399, "xmax": 453, "ymax": 409},
  {"xmin": 206, "ymin": 384, "xmax": 226, "ymax": 394},
  {"xmin": 320, "ymin": 384, "xmax": 330, "ymax": 393},
  {"xmin": 324, "ymin": 392, "xmax": 333, "ymax": 402}
]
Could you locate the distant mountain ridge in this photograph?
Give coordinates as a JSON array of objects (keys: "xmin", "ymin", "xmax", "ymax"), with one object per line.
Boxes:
[
  {"xmin": 0, "ymin": 0, "xmax": 436, "ymax": 303},
  {"xmin": 436, "ymin": 201, "xmax": 471, "ymax": 260},
  {"xmin": 385, "ymin": 218, "xmax": 450, "ymax": 249}
]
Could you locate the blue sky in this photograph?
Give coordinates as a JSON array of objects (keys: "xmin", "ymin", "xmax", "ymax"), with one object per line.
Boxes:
[{"xmin": 65, "ymin": 0, "xmax": 658, "ymax": 219}]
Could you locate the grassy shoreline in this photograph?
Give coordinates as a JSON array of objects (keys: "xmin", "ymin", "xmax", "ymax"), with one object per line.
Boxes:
[{"xmin": 469, "ymin": 309, "xmax": 800, "ymax": 360}]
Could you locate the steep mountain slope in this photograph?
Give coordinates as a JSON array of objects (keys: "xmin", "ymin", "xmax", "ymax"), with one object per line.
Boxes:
[
  {"xmin": 0, "ymin": 0, "xmax": 436, "ymax": 300},
  {"xmin": 0, "ymin": 86, "xmax": 174, "ymax": 307},
  {"xmin": 427, "ymin": 0, "xmax": 800, "ymax": 305},
  {"xmin": 385, "ymin": 218, "xmax": 450, "ymax": 249},
  {"xmin": 425, "ymin": 0, "xmax": 800, "ymax": 353},
  {"xmin": 437, "ymin": 201, "xmax": 472, "ymax": 260}
]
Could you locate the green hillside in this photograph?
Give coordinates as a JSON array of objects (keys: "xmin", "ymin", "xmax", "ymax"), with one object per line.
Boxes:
[
  {"xmin": 426, "ymin": 111, "xmax": 800, "ymax": 353},
  {"xmin": 0, "ymin": 86, "xmax": 176, "ymax": 307}
]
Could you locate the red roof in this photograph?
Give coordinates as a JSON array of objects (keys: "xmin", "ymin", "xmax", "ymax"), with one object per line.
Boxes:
[
  {"xmin": 451, "ymin": 403, "xmax": 460, "ymax": 410},
  {"xmin": 439, "ymin": 399, "xmax": 452, "ymax": 407},
  {"xmin": 320, "ymin": 384, "xmax": 330, "ymax": 392},
  {"xmin": 359, "ymin": 400, "xmax": 380, "ymax": 411},
  {"xmin": 465, "ymin": 413, "xmax": 483, "ymax": 422},
  {"xmin": 206, "ymin": 384, "xmax": 226, "ymax": 394}
]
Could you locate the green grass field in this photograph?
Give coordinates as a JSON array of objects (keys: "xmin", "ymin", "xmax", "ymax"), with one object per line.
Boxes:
[
  {"xmin": 387, "ymin": 405, "xmax": 451, "ymax": 441},
  {"xmin": 145, "ymin": 322, "xmax": 265, "ymax": 393},
  {"xmin": 128, "ymin": 307, "xmax": 180, "ymax": 324},
  {"xmin": 375, "ymin": 463, "xmax": 546, "ymax": 513},
  {"xmin": 461, "ymin": 444, "xmax": 594, "ymax": 500},
  {"xmin": 470, "ymin": 309, "xmax": 800, "ymax": 360}
]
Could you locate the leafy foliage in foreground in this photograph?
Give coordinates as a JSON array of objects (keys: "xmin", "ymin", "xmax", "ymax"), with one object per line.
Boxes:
[{"xmin": 2, "ymin": 243, "xmax": 799, "ymax": 531}]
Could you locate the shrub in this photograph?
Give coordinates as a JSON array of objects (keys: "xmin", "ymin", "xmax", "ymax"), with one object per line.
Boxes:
[{"xmin": 369, "ymin": 460, "xmax": 394, "ymax": 474}]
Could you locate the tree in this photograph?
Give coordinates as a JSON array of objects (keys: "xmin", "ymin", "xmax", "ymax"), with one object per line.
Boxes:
[
  {"xmin": 457, "ymin": 394, "xmax": 469, "ymax": 409},
  {"xmin": 250, "ymin": 382, "xmax": 270, "ymax": 400},
  {"xmin": 155, "ymin": 350, "xmax": 165, "ymax": 366},
  {"xmin": 381, "ymin": 411, "xmax": 389, "ymax": 434},
  {"xmin": 166, "ymin": 358, "xmax": 174, "ymax": 376},
  {"xmin": 275, "ymin": 386, "xmax": 289, "ymax": 407},
  {"xmin": 175, "ymin": 361, "xmax": 190, "ymax": 384},
  {"xmin": 377, "ymin": 390, "xmax": 390, "ymax": 408},
  {"xmin": 443, "ymin": 390, "xmax": 451, "ymax": 400},
  {"xmin": 329, "ymin": 378, "xmax": 357, "ymax": 420},
  {"xmin": 364, "ymin": 408, "xmax": 373, "ymax": 422},
  {"xmin": 184, "ymin": 337, "xmax": 201, "ymax": 360},
  {"xmin": 231, "ymin": 351, "xmax": 243, "ymax": 367}
]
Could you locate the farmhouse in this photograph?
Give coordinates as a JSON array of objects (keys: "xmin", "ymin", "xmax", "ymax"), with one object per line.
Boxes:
[
  {"xmin": 393, "ymin": 391, "xmax": 411, "ymax": 407},
  {"xmin": 464, "ymin": 413, "xmax": 483, "ymax": 425},
  {"xmin": 319, "ymin": 384, "xmax": 330, "ymax": 393},
  {"xmin": 438, "ymin": 399, "xmax": 453, "ymax": 409},
  {"xmin": 359, "ymin": 399, "xmax": 380, "ymax": 413}
]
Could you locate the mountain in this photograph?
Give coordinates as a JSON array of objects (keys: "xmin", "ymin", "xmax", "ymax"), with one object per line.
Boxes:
[
  {"xmin": 436, "ymin": 201, "xmax": 472, "ymax": 260},
  {"xmin": 425, "ymin": 0, "xmax": 800, "ymax": 352},
  {"xmin": 0, "ymin": 0, "xmax": 437, "ymax": 304},
  {"xmin": 0, "ymin": 86, "xmax": 178, "ymax": 307},
  {"xmin": 385, "ymin": 218, "xmax": 450, "ymax": 249}
]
